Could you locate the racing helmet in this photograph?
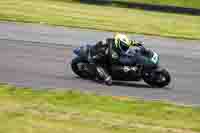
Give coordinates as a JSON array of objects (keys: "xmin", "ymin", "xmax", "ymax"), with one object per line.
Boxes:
[{"xmin": 114, "ymin": 33, "xmax": 131, "ymax": 52}]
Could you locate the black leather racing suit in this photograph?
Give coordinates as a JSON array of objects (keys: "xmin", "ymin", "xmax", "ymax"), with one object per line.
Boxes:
[
  {"xmin": 89, "ymin": 39, "xmax": 112, "ymax": 85},
  {"xmin": 89, "ymin": 38, "xmax": 152, "ymax": 85}
]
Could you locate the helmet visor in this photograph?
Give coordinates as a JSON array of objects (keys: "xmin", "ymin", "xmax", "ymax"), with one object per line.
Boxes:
[{"xmin": 120, "ymin": 41, "xmax": 129, "ymax": 51}]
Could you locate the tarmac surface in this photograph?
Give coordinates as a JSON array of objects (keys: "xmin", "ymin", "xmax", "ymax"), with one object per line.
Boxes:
[{"xmin": 0, "ymin": 22, "xmax": 200, "ymax": 105}]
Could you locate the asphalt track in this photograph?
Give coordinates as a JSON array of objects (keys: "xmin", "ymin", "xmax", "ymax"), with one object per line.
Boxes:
[{"xmin": 0, "ymin": 22, "xmax": 200, "ymax": 105}]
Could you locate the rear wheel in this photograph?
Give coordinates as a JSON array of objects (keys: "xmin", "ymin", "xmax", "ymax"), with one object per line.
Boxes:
[
  {"xmin": 71, "ymin": 57, "xmax": 92, "ymax": 79},
  {"xmin": 143, "ymin": 68, "xmax": 171, "ymax": 88}
]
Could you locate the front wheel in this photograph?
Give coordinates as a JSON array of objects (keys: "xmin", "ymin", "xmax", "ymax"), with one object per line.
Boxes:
[{"xmin": 143, "ymin": 68, "xmax": 171, "ymax": 88}]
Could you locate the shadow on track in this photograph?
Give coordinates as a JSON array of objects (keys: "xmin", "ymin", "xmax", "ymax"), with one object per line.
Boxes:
[
  {"xmin": 112, "ymin": 81, "xmax": 151, "ymax": 88},
  {"xmin": 112, "ymin": 81, "xmax": 172, "ymax": 90},
  {"xmin": 74, "ymin": 77, "xmax": 153, "ymax": 89},
  {"xmin": 69, "ymin": 75, "xmax": 172, "ymax": 89}
]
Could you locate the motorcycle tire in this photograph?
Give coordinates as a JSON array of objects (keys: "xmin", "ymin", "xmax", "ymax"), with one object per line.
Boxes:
[
  {"xmin": 71, "ymin": 57, "xmax": 91, "ymax": 79},
  {"xmin": 143, "ymin": 68, "xmax": 171, "ymax": 88}
]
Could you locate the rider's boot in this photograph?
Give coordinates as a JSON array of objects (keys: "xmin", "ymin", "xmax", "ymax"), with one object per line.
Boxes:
[
  {"xmin": 105, "ymin": 76, "xmax": 112, "ymax": 86},
  {"xmin": 96, "ymin": 66, "xmax": 112, "ymax": 86}
]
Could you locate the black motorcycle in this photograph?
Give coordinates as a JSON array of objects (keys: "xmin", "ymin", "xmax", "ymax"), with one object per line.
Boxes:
[{"xmin": 71, "ymin": 42, "xmax": 171, "ymax": 88}]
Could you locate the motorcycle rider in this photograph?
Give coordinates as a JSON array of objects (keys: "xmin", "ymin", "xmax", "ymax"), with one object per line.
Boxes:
[{"xmin": 89, "ymin": 33, "xmax": 150, "ymax": 85}]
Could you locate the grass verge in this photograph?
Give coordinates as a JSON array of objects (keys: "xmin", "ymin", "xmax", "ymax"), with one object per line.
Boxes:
[
  {"xmin": 0, "ymin": 0, "xmax": 200, "ymax": 40},
  {"xmin": 0, "ymin": 83, "xmax": 200, "ymax": 133}
]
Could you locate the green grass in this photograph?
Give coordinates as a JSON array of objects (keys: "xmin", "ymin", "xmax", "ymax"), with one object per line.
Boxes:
[
  {"xmin": 0, "ymin": 0, "xmax": 200, "ymax": 39},
  {"xmin": 0, "ymin": 83, "xmax": 200, "ymax": 133},
  {"xmin": 116, "ymin": 0, "xmax": 200, "ymax": 9}
]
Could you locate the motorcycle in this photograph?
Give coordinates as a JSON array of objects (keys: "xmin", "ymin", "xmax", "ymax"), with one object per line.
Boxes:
[{"xmin": 71, "ymin": 41, "xmax": 171, "ymax": 88}]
